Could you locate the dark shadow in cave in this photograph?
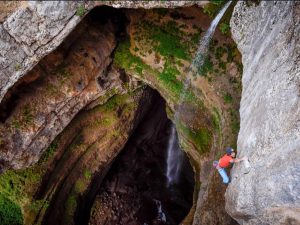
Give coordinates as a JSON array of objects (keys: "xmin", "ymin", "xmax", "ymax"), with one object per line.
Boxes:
[{"xmin": 77, "ymin": 90, "xmax": 195, "ymax": 225}]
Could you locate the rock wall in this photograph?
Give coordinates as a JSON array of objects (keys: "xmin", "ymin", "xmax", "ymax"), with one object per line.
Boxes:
[
  {"xmin": 0, "ymin": 15, "xmax": 119, "ymax": 170},
  {"xmin": 0, "ymin": 1, "xmax": 206, "ymax": 103},
  {"xmin": 227, "ymin": 1, "xmax": 300, "ymax": 224}
]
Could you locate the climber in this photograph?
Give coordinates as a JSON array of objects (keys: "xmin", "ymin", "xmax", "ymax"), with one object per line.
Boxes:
[{"xmin": 213, "ymin": 147, "xmax": 246, "ymax": 184}]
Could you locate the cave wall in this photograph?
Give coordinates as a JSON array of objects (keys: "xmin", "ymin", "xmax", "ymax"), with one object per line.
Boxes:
[
  {"xmin": 227, "ymin": 1, "xmax": 300, "ymax": 224},
  {"xmin": 0, "ymin": 2, "xmax": 243, "ymax": 225},
  {"xmin": 89, "ymin": 91, "xmax": 194, "ymax": 225},
  {"xmin": 0, "ymin": 1, "xmax": 206, "ymax": 103},
  {"xmin": 0, "ymin": 13, "xmax": 120, "ymax": 170}
]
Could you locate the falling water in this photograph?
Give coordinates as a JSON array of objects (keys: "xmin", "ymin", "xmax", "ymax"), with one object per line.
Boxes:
[
  {"xmin": 166, "ymin": 1, "xmax": 232, "ymax": 187},
  {"xmin": 166, "ymin": 124, "xmax": 183, "ymax": 187}
]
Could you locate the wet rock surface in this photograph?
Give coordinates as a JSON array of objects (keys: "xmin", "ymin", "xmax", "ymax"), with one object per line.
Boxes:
[
  {"xmin": 227, "ymin": 1, "xmax": 300, "ymax": 225},
  {"xmin": 89, "ymin": 92, "xmax": 194, "ymax": 225}
]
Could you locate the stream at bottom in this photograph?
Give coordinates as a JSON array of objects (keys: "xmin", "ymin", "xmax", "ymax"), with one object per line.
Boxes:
[{"xmin": 89, "ymin": 92, "xmax": 195, "ymax": 225}]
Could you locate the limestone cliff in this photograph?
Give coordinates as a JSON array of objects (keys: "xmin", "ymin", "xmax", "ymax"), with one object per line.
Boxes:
[
  {"xmin": 0, "ymin": 1, "xmax": 242, "ymax": 225},
  {"xmin": 226, "ymin": 1, "xmax": 300, "ymax": 224}
]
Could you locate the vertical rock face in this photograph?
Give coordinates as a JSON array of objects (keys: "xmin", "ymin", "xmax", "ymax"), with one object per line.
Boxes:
[{"xmin": 227, "ymin": 1, "xmax": 300, "ymax": 225}]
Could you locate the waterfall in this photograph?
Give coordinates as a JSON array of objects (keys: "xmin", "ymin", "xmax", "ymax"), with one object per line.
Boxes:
[
  {"xmin": 166, "ymin": 124, "xmax": 183, "ymax": 186},
  {"xmin": 166, "ymin": 1, "xmax": 232, "ymax": 187},
  {"xmin": 189, "ymin": 0, "xmax": 233, "ymax": 76}
]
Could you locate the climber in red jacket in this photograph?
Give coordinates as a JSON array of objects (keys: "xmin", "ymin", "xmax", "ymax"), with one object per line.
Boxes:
[{"xmin": 213, "ymin": 147, "xmax": 246, "ymax": 184}]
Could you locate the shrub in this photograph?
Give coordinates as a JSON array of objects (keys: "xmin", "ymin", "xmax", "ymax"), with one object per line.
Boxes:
[
  {"xmin": 76, "ymin": 5, "xmax": 86, "ymax": 17},
  {"xmin": 219, "ymin": 22, "xmax": 230, "ymax": 35},
  {"xmin": 223, "ymin": 93, "xmax": 233, "ymax": 104},
  {"xmin": 0, "ymin": 193, "xmax": 23, "ymax": 225}
]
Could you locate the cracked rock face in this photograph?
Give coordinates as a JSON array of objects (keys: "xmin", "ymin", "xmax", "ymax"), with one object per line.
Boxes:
[
  {"xmin": 0, "ymin": 1, "xmax": 206, "ymax": 103},
  {"xmin": 226, "ymin": 1, "xmax": 300, "ymax": 225},
  {"xmin": 0, "ymin": 14, "xmax": 138, "ymax": 170}
]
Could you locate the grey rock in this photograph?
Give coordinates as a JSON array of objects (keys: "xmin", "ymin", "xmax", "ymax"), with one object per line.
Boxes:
[
  {"xmin": 226, "ymin": 1, "xmax": 300, "ymax": 225},
  {"xmin": 0, "ymin": 1, "xmax": 207, "ymax": 104}
]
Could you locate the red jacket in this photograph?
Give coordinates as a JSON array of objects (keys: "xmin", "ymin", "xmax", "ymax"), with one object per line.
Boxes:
[{"xmin": 219, "ymin": 154, "xmax": 233, "ymax": 168}]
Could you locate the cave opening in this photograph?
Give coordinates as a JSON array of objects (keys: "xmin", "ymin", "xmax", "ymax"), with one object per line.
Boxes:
[
  {"xmin": 84, "ymin": 89, "xmax": 195, "ymax": 225},
  {"xmin": 0, "ymin": 3, "xmax": 242, "ymax": 225}
]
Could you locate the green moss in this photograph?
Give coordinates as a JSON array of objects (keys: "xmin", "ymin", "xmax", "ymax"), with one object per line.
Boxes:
[
  {"xmin": 138, "ymin": 20, "xmax": 189, "ymax": 60},
  {"xmin": 223, "ymin": 93, "xmax": 233, "ymax": 104},
  {"xmin": 76, "ymin": 5, "xmax": 86, "ymax": 17},
  {"xmin": 0, "ymin": 169, "xmax": 40, "ymax": 203},
  {"xmin": 0, "ymin": 193, "xmax": 23, "ymax": 225},
  {"xmin": 114, "ymin": 39, "xmax": 149, "ymax": 76},
  {"xmin": 219, "ymin": 61, "xmax": 226, "ymax": 70},
  {"xmin": 215, "ymin": 46, "xmax": 226, "ymax": 60},
  {"xmin": 191, "ymin": 33, "xmax": 201, "ymax": 45},
  {"xmin": 102, "ymin": 94, "xmax": 127, "ymax": 111},
  {"xmin": 198, "ymin": 57, "xmax": 213, "ymax": 76},
  {"xmin": 38, "ymin": 141, "xmax": 58, "ymax": 163},
  {"xmin": 177, "ymin": 121, "xmax": 212, "ymax": 154},
  {"xmin": 203, "ymin": 0, "xmax": 226, "ymax": 18},
  {"xmin": 158, "ymin": 62, "xmax": 183, "ymax": 99},
  {"xmin": 219, "ymin": 22, "xmax": 230, "ymax": 35},
  {"xmin": 74, "ymin": 179, "xmax": 86, "ymax": 194},
  {"xmin": 64, "ymin": 194, "xmax": 77, "ymax": 223},
  {"xmin": 83, "ymin": 170, "xmax": 92, "ymax": 180}
]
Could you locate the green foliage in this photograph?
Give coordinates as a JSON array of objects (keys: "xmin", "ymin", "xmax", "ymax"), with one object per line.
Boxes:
[
  {"xmin": 102, "ymin": 94, "xmax": 127, "ymax": 111},
  {"xmin": 114, "ymin": 39, "xmax": 148, "ymax": 76},
  {"xmin": 158, "ymin": 62, "xmax": 183, "ymax": 99},
  {"xmin": 84, "ymin": 170, "xmax": 92, "ymax": 180},
  {"xmin": 198, "ymin": 57, "xmax": 213, "ymax": 76},
  {"xmin": 215, "ymin": 46, "xmax": 226, "ymax": 60},
  {"xmin": 219, "ymin": 61, "xmax": 226, "ymax": 70},
  {"xmin": 76, "ymin": 5, "xmax": 86, "ymax": 17},
  {"xmin": 0, "ymin": 193, "xmax": 23, "ymax": 225},
  {"xmin": 151, "ymin": 24, "xmax": 189, "ymax": 60},
  {"xmin": 225, "ymin": 44, "xmax": 234, "ymax": 62},
  {"xmin": 38, "ymin": 141, "xmax": 58, "ymax": 163},
  {"xmin": 223, "ymin": 93, "xmax": 233, "ymax": 104},
  {"xmin": 219, "ymin": 22, "xmax": 230, "ymax": 35},
  {"xmin": 28, "ymin": 200, "xmax": 49, "ymax": 214},
  {"xmin": 203, "ymin": 0, "xmax": 226, "ymax": 18},
  {"xmin": 177, "ymin": 121, "xmax": 212, "ymax": 154},
  {"xmin": 0, "ymin": 169, "xmax": 40, "ymax": 203},
  {"xmin": 64, "ymin": 194, "xmax": 77, "ymax": 221},
  {"xmin": 138, "ymin": 20, "xmax": 189, "ymax": 60},
  {"xmin": 0, "ymin": 165, "xmax": 46, "ymax": 225},
  {"xmin": 191, "ymin": 33, "xmax": 201, "ymax": 45}
]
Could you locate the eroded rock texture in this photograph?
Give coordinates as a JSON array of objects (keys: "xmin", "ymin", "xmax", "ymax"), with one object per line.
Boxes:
[
  {"xmin": 226, "ymin": 1, "xmax": 300, "ymax": 224},
  {"xmin": 0, "ymin": 1, "xmax": 206, "ymax": 103},
  {"xmin": 0, "ymin": 9, "xmax": 138, "ymax": 170},
  {"xmin": 89, "ymin": 92, "xmax": 194, "ymax": 225}
]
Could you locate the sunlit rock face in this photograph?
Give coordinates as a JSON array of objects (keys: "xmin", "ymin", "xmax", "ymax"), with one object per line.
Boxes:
[
  {"xmin": 0, "ymin": 1, "xmax": 206, "ymax": 103},
  {"xmin": 227, "ymin": 1, "xmax": 300, "ymax": 224},
  {"xmin": 0, "ymin": 13, "xmax": 119, "ymax": 170}
]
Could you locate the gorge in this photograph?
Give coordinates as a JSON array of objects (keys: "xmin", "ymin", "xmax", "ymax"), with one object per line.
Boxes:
[{"xmin": 0, "ymin": 1, "xmax": 299, "ymax": 225}]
